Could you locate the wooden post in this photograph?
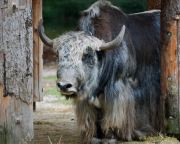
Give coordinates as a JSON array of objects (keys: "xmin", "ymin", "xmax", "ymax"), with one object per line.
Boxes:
[
  {"xmin": 0, "ymin": 0, "xmax": 33, "ymax": 143},
  {"xmin": 32, "ymin": 0, "xmax": 43, "ymax": 104},
  {"xmin": 160, "ymin": 0, "xmax": 180, "ymax": 135},
  {"xmin": 147, "ymin": 0, "xmax": 161, "ymax": 10}
]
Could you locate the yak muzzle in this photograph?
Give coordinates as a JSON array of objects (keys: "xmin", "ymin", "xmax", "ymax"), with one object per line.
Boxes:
[{"xmin": 57, "ymin": 82, "xmax": 77, "ymax": 97}]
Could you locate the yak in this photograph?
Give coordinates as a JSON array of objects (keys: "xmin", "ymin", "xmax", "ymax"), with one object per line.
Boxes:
[{"xmin": 38, "ymin": 0, "xmax": 160, "ymax": 143}]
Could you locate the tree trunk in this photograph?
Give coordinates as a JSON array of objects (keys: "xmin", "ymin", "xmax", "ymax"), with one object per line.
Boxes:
[
  {"xmin": 147, "ymin": 0, "xmax": 161, "ymax": 10},
  {"xmin": 160, "ymin": 0, "xmax": 180, "ymax": 134},
  {"xmin": 0, "ymin": 0, "xmax": 33, "ymax": 143}
]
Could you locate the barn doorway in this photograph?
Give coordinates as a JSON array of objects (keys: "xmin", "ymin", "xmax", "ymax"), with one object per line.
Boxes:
[{"xmin": 32, "ymin": 0, "xmax": 79, "ymax": 143}]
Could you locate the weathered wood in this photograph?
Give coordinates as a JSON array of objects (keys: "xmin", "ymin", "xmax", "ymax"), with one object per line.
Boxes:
[
  {"xmin": 147, "ymin": 0, "xmax": 161, "ymax": 10},
  {"xmin": 32, "ymin": 0, "xmax": 43, "ymax": 102},
  {"xmin": 0, "ymin": 0, "xmax": 3, "ymax": 44},
  {"xmin": 160, "ymin": 0, "xmax": 180, "ymax": 134},
  {"xmin": 0, "ymin": 0, "xmax": 33, "ymax": 143}
]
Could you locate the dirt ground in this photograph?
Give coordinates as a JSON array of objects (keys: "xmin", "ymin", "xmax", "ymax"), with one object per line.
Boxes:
[
  {"xmin": 32, "ymin": 65, "xmax": 180, "ymax": 144},
  {"xmin": 33, "ymin": 107, "xmax": 80, "ymax": 144}
]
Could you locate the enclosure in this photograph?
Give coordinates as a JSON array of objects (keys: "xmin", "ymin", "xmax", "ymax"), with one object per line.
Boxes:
[{"xmin": 0, "ymin": 0, "xmax": 180, "ymax": 143}]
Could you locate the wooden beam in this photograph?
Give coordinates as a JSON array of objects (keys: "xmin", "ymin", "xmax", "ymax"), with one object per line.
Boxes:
[
  {"xmin": 32, "ymin": 0, "xmax": 43, "ymax": 102},
  {"xmin": 160, "ymin": 0, "xmax": 180, "ymax": 134}
]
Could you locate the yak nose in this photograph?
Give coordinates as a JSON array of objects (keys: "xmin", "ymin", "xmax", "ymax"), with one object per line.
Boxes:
[{"xmin": 57, "ymin": 82, "xmax": 72, "ymax": 91}]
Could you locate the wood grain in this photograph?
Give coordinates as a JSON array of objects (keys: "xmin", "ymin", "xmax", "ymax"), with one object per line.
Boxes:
[
  {"xmin": 0, "ymin": 0, "xmax": 33, "ymax": 143},
  {"xmin": 160, "ymin": 0, "xmax": 180, "ymax": 134},
  {"xmin": 32, "ymin": 0, "xmax": 43, "ymax": 102}
]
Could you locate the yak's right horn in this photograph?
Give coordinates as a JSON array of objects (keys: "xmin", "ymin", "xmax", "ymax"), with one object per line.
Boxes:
[{"xmin": 38, "ymin": 19, "xmax": 53, "ymax": 47}]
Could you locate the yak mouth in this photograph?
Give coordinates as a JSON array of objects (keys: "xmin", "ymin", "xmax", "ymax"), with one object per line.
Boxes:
[{"xmin": 59, "ymin": 90, "xmax": 77, "ymax": 99}]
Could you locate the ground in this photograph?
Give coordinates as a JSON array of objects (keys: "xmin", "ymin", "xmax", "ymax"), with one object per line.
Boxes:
[{"xmin": 32, "ymin": 65, "xmax": 180, "ymax": 144}]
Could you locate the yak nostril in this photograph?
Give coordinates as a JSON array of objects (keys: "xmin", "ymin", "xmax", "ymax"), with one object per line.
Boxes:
[
  {"xmin": 65, "ymin": 83, "xmax": 72, "ymax": 89},
  {"xmin": 57, "ymin": 82, "xmax": 61, "ymax": 88},
  {"xmin": 57, "ymin": 82, "xmax": 72, "ymax": 90}
]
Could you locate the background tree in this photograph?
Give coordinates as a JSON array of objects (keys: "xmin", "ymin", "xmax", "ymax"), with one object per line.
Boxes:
[{"xmin": 147, "ymin": 0, "xmax": 161, "ymax": 10}]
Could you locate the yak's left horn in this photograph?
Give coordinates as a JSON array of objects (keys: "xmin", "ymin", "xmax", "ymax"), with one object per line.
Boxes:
[
  {"xmin": 99, "ymin": 25, "xmax": 126, "ymax": 51},
  {"xmin": 38, "ymin": 19, "xmax": 53, "ymax": 47}
]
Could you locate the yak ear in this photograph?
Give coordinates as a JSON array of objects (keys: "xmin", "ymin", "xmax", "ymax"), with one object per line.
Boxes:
[
  {"xmin": 99, "ymin": 25, "xmax": 126, "ymax": 51},
  {"xmin": 38, "ymin": 19, "xmax": 53, "ymax": 47}
]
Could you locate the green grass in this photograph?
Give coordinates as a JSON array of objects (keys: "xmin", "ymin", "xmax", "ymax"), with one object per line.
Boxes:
[
  {"xmin": 44, "ymin": 87, "xmax": 59, "ymax": 96},
  {"xmin": 43, "ymin": 86, "xmax": 73, "ymax": 105},
  {"xmin": 43, "ymin": 75, "xmax": 57, "ymax": 81}
]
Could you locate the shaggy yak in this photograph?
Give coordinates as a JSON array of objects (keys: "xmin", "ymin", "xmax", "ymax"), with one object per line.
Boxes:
[{"xmin": 38, "ymin": 0, "xmax": 160, "ymax": 143}]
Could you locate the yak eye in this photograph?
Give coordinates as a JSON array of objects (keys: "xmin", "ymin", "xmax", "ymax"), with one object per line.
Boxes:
[
  {"xmin": 82, "ymin": 53, "xmax": 95, "ymax": 65},
  {"xmin": 82, "ymin": 47, "xmax": 95, "ymax": 66}
]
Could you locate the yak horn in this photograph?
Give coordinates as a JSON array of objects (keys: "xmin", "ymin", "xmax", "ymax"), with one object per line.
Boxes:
[
  {"xmin": 38, "ymin": 19, "xmax": 53, "ymax": 47},
  {"xmin": 99, "ymin": 25, "xmax": 126, "ymax": 51}
]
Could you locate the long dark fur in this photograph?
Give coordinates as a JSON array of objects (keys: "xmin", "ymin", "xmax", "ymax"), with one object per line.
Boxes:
[{"xmin": 77, "ymin": 0, "xmax": 160, "ymax": 142}]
